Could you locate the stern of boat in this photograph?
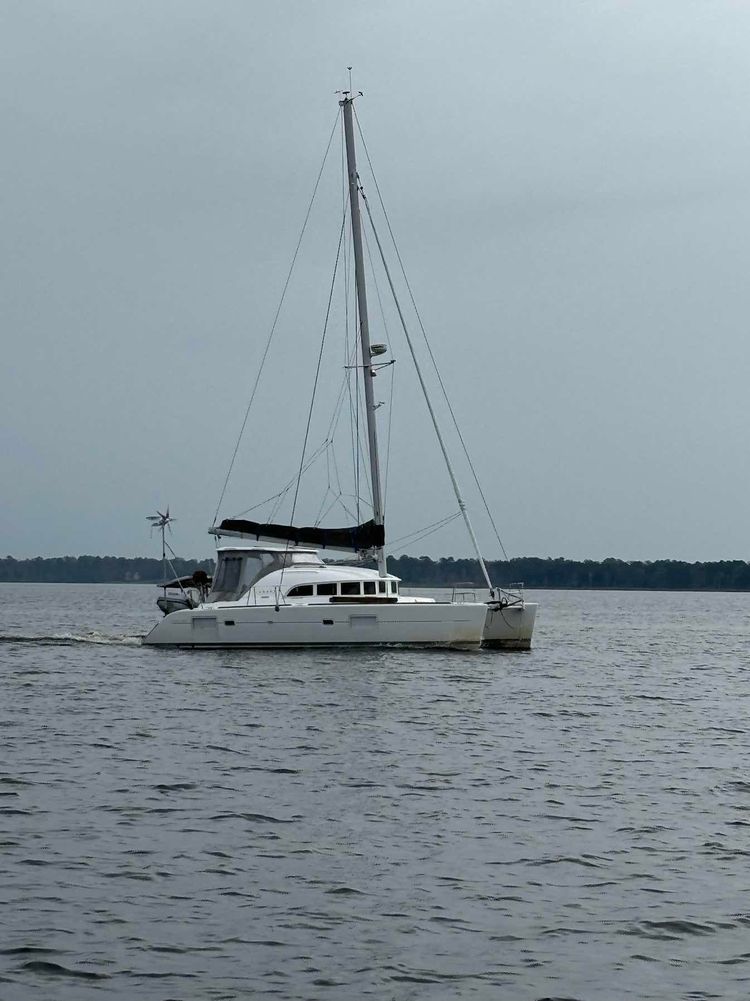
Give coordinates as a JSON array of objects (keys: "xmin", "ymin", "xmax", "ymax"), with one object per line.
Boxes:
[{"xmin": 483, "ymin": 600, "xmax": 537, "ymax": 650}]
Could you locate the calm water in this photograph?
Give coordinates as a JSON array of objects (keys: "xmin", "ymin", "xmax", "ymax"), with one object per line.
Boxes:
[{"xmin": 2, "ymin": 584, "xmax": 750, "ymax": 1000}]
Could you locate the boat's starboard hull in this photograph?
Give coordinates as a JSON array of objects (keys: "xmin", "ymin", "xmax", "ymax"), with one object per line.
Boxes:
[{"xmin": 143, "ymin": 600, "xmax": 488, "ymax": 649}]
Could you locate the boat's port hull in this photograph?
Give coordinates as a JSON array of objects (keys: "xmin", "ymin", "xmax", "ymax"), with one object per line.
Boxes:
[
  {"xmin": 143, "ymin": 600, "xmax": 489, "ymax": 649},
  {"xmin": 482, "ymin": 602, "xmax": 537, "ymax": 650}
]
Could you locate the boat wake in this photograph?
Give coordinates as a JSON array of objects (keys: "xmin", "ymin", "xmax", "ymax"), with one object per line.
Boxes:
[{"xmin": 0, "ymin": 632, "xmax": 143, "ymax": 647}]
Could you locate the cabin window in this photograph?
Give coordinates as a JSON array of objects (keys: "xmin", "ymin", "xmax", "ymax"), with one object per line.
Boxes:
[
  {"xmin": 317, "ymin": 582, "xmax": 337, "ymax": 595},
  {"xmin": 209, "ymin": 556, "xmax": 242, "ymax": 601},
  {"xmin": 287, "ymin": 584, "xmax": 313, "ymax": 597},
  {"xmin": 363, "ymin": 581, "xmax": 376, "ymax": 595},
  {"xmin": 289, "ymin": 552, "xmax": 324, "ymax": 567},
  {"xmin": 340, "ymin": 582, "xmax": 361, "ymax": 596},
  {"xmin": 378, "ymin": 580, "xmax": 386, "ymax": 594},
  {"xmin": 389, "ymin": 581, "xmax": 397, "ymax": 594},
  {"xmin": 241, "ymin": 552, "xmax": 278, "ymax": 588}
]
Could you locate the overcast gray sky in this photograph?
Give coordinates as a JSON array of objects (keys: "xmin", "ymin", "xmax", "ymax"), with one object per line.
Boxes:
[{"xmin": 3, "ymin": 0, "xmax": 750, "ymax": 562}]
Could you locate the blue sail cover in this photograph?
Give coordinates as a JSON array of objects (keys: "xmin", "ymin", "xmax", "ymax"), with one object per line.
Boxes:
[{"xmin": 216, "ymin": 518, "xmax": 385, "ymax": 552}]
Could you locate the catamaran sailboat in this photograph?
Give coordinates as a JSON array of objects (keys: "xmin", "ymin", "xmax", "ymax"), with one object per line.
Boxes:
[{"xmin": 143, "ymin": 91, "xmax": 536, "ymax": 650}]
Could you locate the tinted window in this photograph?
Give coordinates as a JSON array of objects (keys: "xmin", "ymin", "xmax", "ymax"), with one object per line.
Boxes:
[
  {"xmin": 210, "ymin": 556, "xmax": 243, "ymax": 599},
  {"xmin": 341, "ymin": 582, "xmax": 360, "ymax": 595},
  {"xmin": 363, "ymin": 581, "xmax": 376, "ymax": 595},
  {"xmin": 288, "ymin": 584, "xmax": 313, "ymax": 597},
  {"xmin": 378, "ymin": 581, "xmax": 386, "ymax": 594},
  {"xmin": 240, "ymin": 552, "xmax": 277, "ymax": 589},
  {"xmin": 389, "ymin": 581, "xmax": 397, "ymax": 594},
  {"xmin": 317, "ymin": 582, "xmax": 337, "ymax": 595}
]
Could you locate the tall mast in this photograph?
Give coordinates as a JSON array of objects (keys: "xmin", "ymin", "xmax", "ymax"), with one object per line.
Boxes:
[{"xmin": 340, "ymin": 94, "xmax": 387, "ymax": 576}]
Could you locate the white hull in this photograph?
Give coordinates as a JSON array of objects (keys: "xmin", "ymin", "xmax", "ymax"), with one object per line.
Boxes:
[
  {"xmin": 483, "ymin": 601, "xmax": 537, "ymax": 650},
  {"xmin": 143, "ymin": 599, "xmax": 489, "ymax": 649}
]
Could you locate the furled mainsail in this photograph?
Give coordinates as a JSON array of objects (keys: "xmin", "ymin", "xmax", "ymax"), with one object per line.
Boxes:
[{"xmin": 215, "ymin": 518, "xmax": 384, "ymax": 552}]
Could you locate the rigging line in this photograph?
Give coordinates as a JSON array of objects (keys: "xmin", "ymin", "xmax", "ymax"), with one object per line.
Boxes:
[
  {"xmin": 360, "ymin": 187, "xmax": 495, "ymax": 594},
  {"xmin": 280, "ymin": 206, "xmax": 348, "ymax": 589},
  {"xmin": 361, "ymin": 213, "xmax": 396, "ymax": 506},
  {"xmin": 388, "ymin": 511, "xmax": 461, "ymax": 546},
  {"xmin": 382, "ymin": 360, "xmax": 394, "ymax": 504},
  {"xmin": 318, "ymin": 348, "xmax": 360, "ymax": 472},
  {"xmin": 317, "ymin": 490, "xmax": 345, "ymax": 525},
  {"xmin": 313, "ymin": 487, "xmax": 333, "ymax": 527},
  {"xmin": 354, "ymin": 110, "xmax": 510, "ymax": 562},
  {"xmin": 339, "ymin": 364, "xmax": 372, "ymax": 521},
  {"xmin": 343, "ymin": 251, "xmax": 359, "ymax": 520},
  {"xmin": 337, "ymin": 489, "xmax": 371, "ymax": 514},
  {"xmin": 339, "ymin": 221, "xmax": 375, "ymax": 525},
  {"xmin": 212, "ymin": 111, "xmax": 340, "ymax": 526},
  {"xmin": 268, "ymin": 440, "xmax": 332, "ymax": 523},
  {"xmin": 325, "ymin": 336, "xmax": 358, "ymax": 441},
  {"xmin": 330, "ymin": 187, "xmax": 353, "ymax": 432},
  {"xmin": 345, "ymin": 318, "xmax": 358, "ymax": 515},
  {"xmin": 384, "ymin": 360, "xmax": 395, "ymax": 507},
  {"xmin": 312, "ymin": 442, "xmax": 335, "ymax": 526},
  {"xmin": 388, "ymin": 511, "xmax": 462, "ymax": 549},
  {"xmin": 331, "ymin": 441, "xmax": 345, "ymax": 497},
  {"xmin": 352, "ymin": 385, "xmax": 373, "ymax": 511},
  {"xmin": 345, "ymin": 379, "xmax": 358, "ymax": 520},
  {"xmin": 362, "ymin": 218, "xmax": 393, "ymax": 347},
  {"xmin": 328, "ymin": 365, "xmax": 353, "ymax": 441},
  {"xmin": 267, "ymin": 481, "xmax": 288, "ymax": 524},
  {"xmin": 400, "ymin": 516, "xmax": 463, "ymax": 550},
  {"xmin": 343, "ymin": 266, "xmax": 375, "ymax": 517},
  {"xmin": 322, "ymin": 487, "xmax": 365, "ymax": 525},
  {"xmin": 231, "ymin": 440, "xmax": 330, "ymax": 519},
  {"xmin": 329, "ymin": 446, "xmax": 356, "ymax": 520},
  {"xmin": 354, "ymin": 290, "xmax": 361, "ymax": 525},
  {"xmin": 319, "ymin": 493, "xmax": 342, "ymax": 524},
  {"xmin": 323, "ymin": 216, "xmax": 355, "ymax": 445}
]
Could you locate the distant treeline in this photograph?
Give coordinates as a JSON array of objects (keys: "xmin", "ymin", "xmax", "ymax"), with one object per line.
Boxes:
[
  {"xmin": 3, "ymin": 553, "xmax": 750, "ymax": 591},
  {"xmin": 388, "ymin": 555, "xmax": 750, "ymax": 591},
  {"xmin": 0, "ymin": 555, "xmax": 215, "ymax": 584}
]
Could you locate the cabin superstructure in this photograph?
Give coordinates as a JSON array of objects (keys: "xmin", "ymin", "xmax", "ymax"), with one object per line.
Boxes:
[{"xmin": 208, "ymin": 545, "xmax": 405, "ymax": 607}]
